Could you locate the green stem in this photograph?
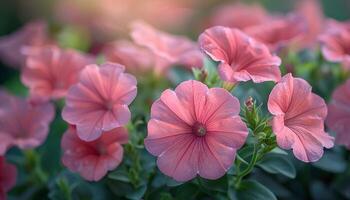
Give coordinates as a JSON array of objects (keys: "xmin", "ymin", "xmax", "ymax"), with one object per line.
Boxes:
[{"xmin": 234, "ymin": 144, "xmax": 259, "ymax": 188}]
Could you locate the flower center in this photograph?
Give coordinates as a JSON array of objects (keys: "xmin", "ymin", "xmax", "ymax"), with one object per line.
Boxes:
[
  {"xmin": 105, "ymin": 101, "xmax": 114, "ymax": 110},
  {"xmin": 192, "ymin": 122, "xmax": 207, "ymax": 137}
]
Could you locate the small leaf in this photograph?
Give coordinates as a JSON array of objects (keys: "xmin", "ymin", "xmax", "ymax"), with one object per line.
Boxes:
[
  {"xmin": 312, "ymin": 150, "xmax": 347, "ymax": 173},
  {"xmin": 197, "ymin": 176, "xmax": 228, "ymax": 193},
  {"xmin": 270, "ymin": 147, "xmax": 288, "ymax": 155},
  {"xmin": 108, "ymin": 170, "xmax": 130, "ymax": 182},
  {"xmin": 237, "ymin": 180, "xmax": 277, "ymax": 200},
  {"xmin": 126, "ymin": 184, "xmax": 147, "ymax": 200},
  {"xmin": 258, "ymin": 154, "xmax": 296, "ymax": 178}
]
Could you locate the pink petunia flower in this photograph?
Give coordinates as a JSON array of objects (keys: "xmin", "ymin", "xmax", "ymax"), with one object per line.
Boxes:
[
  {"xmin": 209, "ymin": 3, "xmax": 268, "ymax": 30},
  {"xmin": 61, "ymin": 126, "xmax": 128, "ymax": 181},
  {"xmin": 245, "ymin": 15, "xmax": 306, "ymax": 52},
  {"xmin": 21, "ymin": 46, "xmax": 94, "ymax": 100},
  {"xmin": 0, "ymin": 90, "xmax": 54, "ymax": 155},
  {"xmin": 62, "ymin": 63, "xmax": 137, "ymax": 142},
  {"xmin": 144, "ymin": 80, "xmax": 248, "ymax": 181},
  {"xmin": 198, "ymin": 26, "xmax": 281, "ymax": 83},
  {"xmin": 0, "ymin": 156, "xmax": 17, "ymax": 200},
  {"xmin": 268, "ymin": 73, "xmax": 334, "ymax": 162},
  {"xmin": 326, "ymin": 79, "xmax": 350, "ymax": 149},
  {"xmin": 319, "ymin": 23, "xmax": 350, "ymax": 70},
  {"xmin": 0, "ymin": 21, "xmax": 49, "ymax": 69},
  {"xmin": 131, "ymin": 21, "xmax": 203, "ymax": 74},
  {"xmin": 295, "ymin": 0, "xmax": 324, "ymax": 48},
  {"xmin": 102, "ymin": 40, "xmax": 153, "ymax": 74}
]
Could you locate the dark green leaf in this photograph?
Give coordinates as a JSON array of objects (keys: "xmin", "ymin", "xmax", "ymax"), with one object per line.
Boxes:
[
  {"xmin": 237, "ymin": 180, "xmax": 277, "ymax": 200},
  {"xmin": 258, "ymin": 154, "xmax": 296, "ymax": 178}
]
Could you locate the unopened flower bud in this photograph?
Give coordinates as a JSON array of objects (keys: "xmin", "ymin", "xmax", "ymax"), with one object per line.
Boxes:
[{"xmin": 245, "ymin": 96, "xmax": 254, "ymax": 111}]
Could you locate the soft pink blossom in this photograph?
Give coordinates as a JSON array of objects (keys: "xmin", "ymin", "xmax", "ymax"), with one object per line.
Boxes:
[
  {"xmin": 268, "ymin": 73, "xmax": 334, "ymax": 162},
  {"xmin": 245, "ymin": 15, "xmax": 306, "ymax": 52},
  {"xmin": 209, "ymin": 3, "xmax": 268, "ymax": 30},
  {"xmin": 0, "ymin": 156, "xmax": 17, "ymax": 200},
  {"xmin": 62, "ymin": 63, "xmax": 137, "ymax": 142},
  {"xmin": 21, "ymin": 46, "xmax": 94, "ymax": 100},
  {"xmin": 326, "ymin": 79, "xmax": 350, "ymax": 149},
  {"xmin": 295, "ymin": 0, "xmax": 324, "ymax": 48},
  {"xmin": 102, "ymin": 40, "xmax": 153, "ymax": 74},
  {"xmin": 0, "ymin": 90, "xmax": 54, "ymax": 155},
  {"xmin": 199, "ymin": 26, "xmax": 281, "ymax": 83},
  {"xmin": 319, "ymin": 23, "xmax": 350, "ymax": 70},
  {"xmin": 145, "ymin": 80, "xmax": 248, "ymax": 181},
  {"xmin": 61, "ymin": 126, "xmax": 128, "ymax": 181},
  {"xmin": 131, "ymin": 21, "xmax": 203, "ymax": 74},
  {"xmin": 0, "ymin": 21, "xmax": 49, "ymax": 69}
]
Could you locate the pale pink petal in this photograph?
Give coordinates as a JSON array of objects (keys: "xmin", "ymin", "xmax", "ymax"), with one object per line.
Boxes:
[
  {"xmin": 62, "ymin": 63, "xmax": 137, "ymax": 141},
  {"xmin": 199, "ymin": 26, "xmax": 281, "ymax": 83},
  {"xmin": 268, "ymin": 73, "xmax": 334, "ymax": 162},
  {"xmin": 326, "ymin": 79, "xmax": 350, "ymax": 149},
  {"xmin": 61, "ymin": 126, "xmax": 126, "ymax": 181}
]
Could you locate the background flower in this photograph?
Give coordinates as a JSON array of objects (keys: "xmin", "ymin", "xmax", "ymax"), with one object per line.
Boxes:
[
  {"xmin": 62, "ymin": 63, "xmax": 137, "ymax": 141},
  {"xmin": 0, "ymin": 156, "xmax": 17, "ymax": 200},
  {"xmin": 61, "ymin": 126, "xmax": 128, "ymax": 181},
  {"xmin": 21, "ymin": 46, "xmax": 94, "ymax": 100},
  {"xmin": 0, "ymin": 90, "xmax": 54, "ymax": 155},
  {"xmin": 326, "ymin": 79, "xmax": 350, "ymax": 149},
  {"xmin": 199, "ymin": 26, "xmax": 281, "ymax": 83}
]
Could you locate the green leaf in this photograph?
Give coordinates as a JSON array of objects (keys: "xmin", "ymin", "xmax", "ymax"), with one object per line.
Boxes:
[
  {"xmin": 108, "ymin": 170, "xmax": 130, "ymax": 182},
  {"xmin": 197, "ymin": 176, "xmax": 228, "ymax": 193},
  {"xmin": 125, "ymin": 184, "xmax": 147, "ymax": 200},
  {"xmin": 312, "ymin": 150, "xmax": 347, "ymax": 173},
  {"xmin": 237, "ymin": 180, "xmax": 277, "ymax": 200},
  {"xmin": 258, "ymin": 154, "xmax": 296, "ymax": 178},
  {"xmin": 269, "ymin": 147, "xmax": 288, "ymax": 155}
]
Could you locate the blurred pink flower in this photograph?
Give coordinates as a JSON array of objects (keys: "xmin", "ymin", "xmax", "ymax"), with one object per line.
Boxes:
[
  {"xmin": 55, "ymin": 0, "xmax": 196, "ymax": 39},
  {"xmin": 0, "ymin": 156, "xmax": 17, "ymax": 200},
  {"xmin": 268, "ymin": 73, "xmax": 334, "ymax": 162},
  {"xmin": 102, "ymin": 40, "xmax": 153, "ymax": 74},
  {"xmin": 61, "ymin": 126, "xmax": 128, "ymax": 181},
  {"xmin": 131, "ymin": 21, "xmax": 203, "ymax": 74},
  {"xmin": 209, "ymin": 3, "xmax": 268, "ymax": 30},
  {"xmin": 245, "ymin": 15, "xmax": 306, "ymax": 52},
  {"xmin": 319, "ymin": 23, "xmax": 350, "ymax": 70},
  {"xmin": 62, "ymin": 63, "xmax": 137, "ymax": 142},
  {"xmin": 0, "ymin": 21, "xmax": 49, "ymax": 69},
  {"xmin": 21, "ymin": 46, "xmax": 94, "ymax": 100},
  {"xmin": 295, "ymin": 0, "xmax": 324, "ymax": 48},
  {"xmin": 326, "ymin": 79, "xmax": 350, "ymax": 149},
  {"xmin": 199, "ymin": 26, "xmax": 281, "ymax": 83},
  {"xmin": 145, "ymin": 80, "xmax": 248, "ymax": 181},
  {"xmin": 0, "ymin": 90, "xmax": 54, "ymax": 155}
]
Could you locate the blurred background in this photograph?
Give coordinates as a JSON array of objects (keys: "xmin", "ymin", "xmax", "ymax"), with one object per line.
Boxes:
[{"xmin": 1, "ymin": 0, "xmax": 350, "ymax": 199}]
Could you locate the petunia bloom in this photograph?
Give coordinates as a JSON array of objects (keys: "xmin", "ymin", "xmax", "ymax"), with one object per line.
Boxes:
[
  {"xmin": 326, "ymin": 79, "xmax": 350, "ymax": 149},
  {"xmin": 62, "ymin": 63, "xmax": 137, "ymax": 141},
  {"xmin": 61, "ymin": 126, "xmax": 128, "ymax": 181},
  {"xmin": 131, "ymin": 21, "xmax": 203, "ymax": 74},
  {"xmin": 21, "ymin": 46, "xmax": 94, "ymax": 100},
  {"xmin": 319, "ymin": 24, "xmax": 350, "ymax": 70},
  {"xmin": 102, "ymin": 40, "xmax": 153, "ymax": 74},
  {"xmin": 199, "ymin": 26, "xmax": 281, "ymax": 83},
  {"xmin": 245, "ymin": 15, "xmax": 306, "ymax": 52},
  {"xmin": 295, "ymin": 0, "xmax": 324, "ymax": 48},
  {"xmin": 0, "ymin": 90, "xmax": 54, "ymax": 155},
  {"xmin": 268, "ymin": 73, "xmax": 334, "ymax": 162},
  {"xmin": 209, "ymin": 3, "xmax": 268, "ymax": 30},
  {"xmin": 0, "ymin": 21, "xmax": 49, "ymax": 69},
  {"xmin": 0, "ymin": 156, "xmax": 17, "ymax": 200},
  {"xmin": 144, "ymin": 80, "xmax": 248, "ymax": 181}
]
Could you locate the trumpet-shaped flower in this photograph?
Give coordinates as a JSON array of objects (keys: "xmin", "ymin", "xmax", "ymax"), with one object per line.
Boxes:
[
  {"xmin": 145, "ymin": 80, "xmax": 248, "ymax": 181},
  {"xmin": 268, "ymin": 74, "xmax": 334, "ymax": 162},
  {"xmin": 62, "ymin": 63, "xmax": 137, "ymax": 141},
  {"xmin": 61, "ymin": 126, "xmax": 128, "ymax": 181},
  {"xmin": 199, "ymin": 26, "xmax": 281, "ymax": 83}
]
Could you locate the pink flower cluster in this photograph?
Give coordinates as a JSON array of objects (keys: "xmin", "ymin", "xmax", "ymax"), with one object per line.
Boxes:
[{"xmin": 0, "ymin": 0, "xmax": 347, "ymax": 191}]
